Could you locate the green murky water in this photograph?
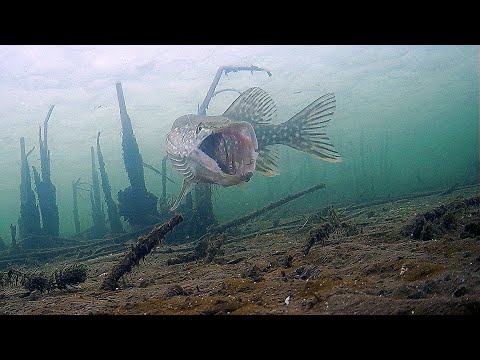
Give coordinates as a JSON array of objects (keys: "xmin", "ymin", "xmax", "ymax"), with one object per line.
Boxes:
[{"xmin": 0, "ymin": 45, "xmax": 478, "ymax": 243}]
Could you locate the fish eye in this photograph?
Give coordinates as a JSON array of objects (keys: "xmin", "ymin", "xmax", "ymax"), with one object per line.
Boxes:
[{"xmin": 196, "ymin": 123, "xmax": 203, "ymax": 134}]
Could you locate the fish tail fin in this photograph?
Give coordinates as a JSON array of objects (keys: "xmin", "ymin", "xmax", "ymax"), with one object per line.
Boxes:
[
  {"xmin": 281, "ymin": 93, "xmax": 342, "ymax": 163},
  {"xmin": 170, "ymin": 178, "xmax": 193, "ymax": 211}
]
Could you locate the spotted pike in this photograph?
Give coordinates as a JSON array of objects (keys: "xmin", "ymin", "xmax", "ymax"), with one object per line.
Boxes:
[{"xmin": 166, "ymin": 87, "xmax": 342, "ymax": 210}]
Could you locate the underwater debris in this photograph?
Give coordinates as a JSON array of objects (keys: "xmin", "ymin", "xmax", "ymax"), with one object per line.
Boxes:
[
  {"xmin": 211, "ymin": 183, "xmax": 327, "ymax": 235},
  {"xmin": 71, "ymin": 178, "xmax": 83, "ymax": 235},
  {"xmin": 241, "ymin": 265, "xmax": 264, "ymax": 282},
  {"xmin": 0, "ymin": 237, "xmax": 6, "ymax": 252},
  {"xmin": 441, "ymin": 182, "xmax": 459, "ymax": 196},
  {"xmin": 304, "ymin": 223, "xmax": 334, "ymax": 255},
  {"xmin": 18, "ymin": 137, "xmax": 42, "ymax": 240},
  {"xmin": 33, "ymin": 105, "xmax": 60, "ymax": 237},
  {"xmin": 115, "ymin": 82, "xmax": 160, "ymax": 228},
  {"xmin": 101, "ymin": 214, "xmax": 183, "ymax": 291},
  {"xmin": 166, "ymin": 234, "xmax": 225, "ymax": 265},
  {"xmin": 303, "ymin": 207, "xmax": 358, "ymax": 255},
  {"xmin": 163, "ymin": 284, "xmax": 189, "ymax": 299},
  {"xmin": 404, "ymin": 195, "xmax": 480, "ymax": 240},
  {"xmin": 461, "ymin": 222, "xmax": 480, "ymax": 239},
  {"xmin": 96, "ymin": 133, "xmax": 125, "ymax": 235},
  {"xmin": 10, "ymin": 224, "xmax": 17, "ymax": 251},
  {"xmin": 0, "ymin": 264, "xmax": 87, "ymax": 293},
  {"xmin": 90, "ymin": 146, "xmax": 106, "ymax": 238},
  {"xmin": 278, "ymin": 254, "xmax": 294, "ymax": 269}
]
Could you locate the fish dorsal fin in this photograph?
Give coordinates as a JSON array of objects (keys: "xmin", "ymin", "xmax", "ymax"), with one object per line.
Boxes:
[
  {"xmin": 223, "ymin": 87, "xmax": 277, "ymax": 125},
  {"xmin": 255, "ymin": 146, "xmax": 280, "ymax": 176}
]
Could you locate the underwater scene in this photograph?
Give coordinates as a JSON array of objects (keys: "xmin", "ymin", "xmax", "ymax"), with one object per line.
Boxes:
[{"xmin": 0, "ymin": 45, "xmax": 478, "ymax": 315}]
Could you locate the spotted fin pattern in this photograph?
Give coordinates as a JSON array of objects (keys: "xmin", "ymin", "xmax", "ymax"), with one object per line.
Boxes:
[
  {"xmin": 255, "ymin": 146, "xmax": 279, "ymax": 176},
  {"xmin": 282, "ymin": 93, "xmax": 342, "ymax": 163},
  {"xmin": 223, "ymin": 87, "xmax": 277, "ymax": 125}
]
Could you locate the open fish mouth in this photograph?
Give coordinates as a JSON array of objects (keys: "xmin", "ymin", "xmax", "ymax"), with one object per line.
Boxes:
[{"xmin": 198, "ymin": 122, "xmax": 258, "ymax": 179}]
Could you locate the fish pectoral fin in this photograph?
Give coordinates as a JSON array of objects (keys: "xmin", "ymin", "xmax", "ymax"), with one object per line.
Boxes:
[
  {"xmin": 223, "ymin": 87, "xmax": 277, "ymax": 125},
  {"xmin": 170, "ymin": 178, "xmax": 194, "ymax": 211},
  {"xmin": 255, "ymin": 146, "xmax": 280, "ymax": 176}
]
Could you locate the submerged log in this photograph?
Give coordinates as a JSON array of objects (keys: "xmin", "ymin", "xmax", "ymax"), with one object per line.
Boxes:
[
  {"xmin": 101, "ymin": 214, "xmax": 183, "ymax": 291},
  {"xmin": 116, "ymin": 82, "xmax": 160, "ymax": 228},
  {"xmin": 97, "ymin": 133, "xmax": 124, "ymax": 234}
]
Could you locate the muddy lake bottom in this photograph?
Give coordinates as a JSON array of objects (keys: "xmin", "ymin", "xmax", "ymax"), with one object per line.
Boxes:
[{"xmin": 1, "ymin": 187, "xmax": 479, "ymax": 315}]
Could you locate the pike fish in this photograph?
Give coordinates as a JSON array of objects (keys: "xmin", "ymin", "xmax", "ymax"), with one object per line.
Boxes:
[{"xmin": 166, "ymin": 87, "xmax": 342, "ymax": 210}]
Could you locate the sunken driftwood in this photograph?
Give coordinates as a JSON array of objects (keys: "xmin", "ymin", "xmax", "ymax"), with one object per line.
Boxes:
[
  {"xmin": 97, "ymin": 133, "xmax": 124, "ymax": 234},
  {"xmin": 101, "ymin": 214, "xmax": 183, "ymax": 290},
  {"xmin": 403, "ymin": 195, "xmax": 480, "ymax": 241},
  {"xmin": 115, "ymin": 82, "xmax": 160, "ymax": 228},
  {"xmin": 166, "ymin": 235, "xmax": 225, "ymax": 265},
  {"xmin": 210, "ymin": 183, "xmax": 327, "ymax": 235},
  {"xmin": 34, "ymin": 105, "xmax": 60, "ymax": 237},
  {"xmin": 0, "ymin": 264, "xmax": 87, "ymax": 293},
  {"xmin": 0, "ymin": 224, "xmax": 158, "ymax": 269},
  {"xmin": 90, "ymin": 146, "xmax": 106, "ymax": 238},
  {"xmin": 345, "ymin": 182, "xmax": 479, "ymax": 214},
  {"xmin": 18, "ymin": 137, "xmax": 42, "ymax": 239},
  {"xmin": 303, "ymin": 208, "xmax": 358, "ymax": 255}
]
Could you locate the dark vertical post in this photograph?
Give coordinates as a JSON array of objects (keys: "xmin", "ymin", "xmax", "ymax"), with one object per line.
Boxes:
[
  {"xmin": 97, "ymin": 133, "xmax": 124, "ymax": 234},
  {"xmin": 90, "ymin": 146, "xmax": 106, "ymax": 238},
  {"xmin": 35, "ymin": 106, "xmax": 60, "ymax": 237},
  {"xmin": 72, "ymin": 179, "xmax": 81, "ymax": 234},
  {"xmin": 10, "ymin": 224, "xmax": 17, "ymax": 248},
  {"xmin": 116, "ymin": 82, "xmax": 160, "ymax": 228},
  {"xmin": 18, "ymin": 137, "xmax": 42, "ymax": 239}
]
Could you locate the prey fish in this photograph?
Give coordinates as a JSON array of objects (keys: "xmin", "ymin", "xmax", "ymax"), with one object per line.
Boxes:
[{"xmin": 166, "ymin": 87, "xmax": 342, "ymax": 210}]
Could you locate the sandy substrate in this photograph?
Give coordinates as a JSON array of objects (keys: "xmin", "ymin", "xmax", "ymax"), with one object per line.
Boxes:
[{"xmin": 1, "ymin": 188, "xmax": 479, "ymax": 315}]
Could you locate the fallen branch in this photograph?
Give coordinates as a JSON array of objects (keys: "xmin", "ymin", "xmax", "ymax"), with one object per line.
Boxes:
[
  {"xmin": 441, "ymin": 182, "xmax": 459, "ymax": 196},
  {"xmin": 209, "ymin": 183, "xmax": 326, "ymax": 235},
  {"xmin": 166, "ymin": 235, "xmax": 225, "ymax": 265},
  {"xmin": 142, "ymin": 161, "xmax": 176, "ymax": 184},
  {"xmin": 101, "ymin": 214, "xmax": 183, "ymax": 290},
  {"xmin": 0, "ymin": 264, "xmax": 87, "ymax": 293}
]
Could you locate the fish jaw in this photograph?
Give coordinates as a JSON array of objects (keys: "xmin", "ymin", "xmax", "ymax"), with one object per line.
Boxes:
[{"xmin": 192, "ymin": 121, "xmax": 258, "ymax": 186}]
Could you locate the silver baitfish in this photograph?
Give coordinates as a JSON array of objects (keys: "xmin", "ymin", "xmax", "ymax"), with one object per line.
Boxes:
[{"xmin": 166, "ymin": 87, "xmax": 342, "ymax": 210}]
